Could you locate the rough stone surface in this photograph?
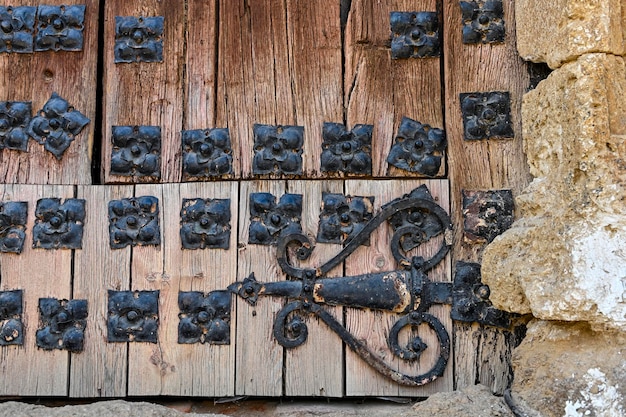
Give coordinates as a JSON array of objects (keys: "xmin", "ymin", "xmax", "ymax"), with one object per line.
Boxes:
[
  {"xmin": 509, "ymin": 320, "xmax": 626, "ymax": 417},
  {"xmin": 0, "ymin": 400, "xmax": 224, "ymax": 417},
  {"xmin": 408, "ymin": 384, "xmax": 513, "ymax": 417},
  {"xmin": 0, "ymin": 386, "xmax": 514, "ymax": 417},
  {"xmin": 516, "ymin": 0, "xmax": 626, "ymax": 69},
  {"xmin": 482, "ymin": 53, "xmax": 626, "ymax": 331}
]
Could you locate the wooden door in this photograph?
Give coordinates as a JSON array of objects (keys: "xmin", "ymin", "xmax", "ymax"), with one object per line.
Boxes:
[{"xmin": 0, "ymin": 0, "xmax": 531, "ymax": 397}]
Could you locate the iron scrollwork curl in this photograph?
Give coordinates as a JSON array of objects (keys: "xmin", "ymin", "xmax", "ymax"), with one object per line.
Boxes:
[{"xmin": 229, "ymin": 185, "xmax": 510, "ymax": 386}]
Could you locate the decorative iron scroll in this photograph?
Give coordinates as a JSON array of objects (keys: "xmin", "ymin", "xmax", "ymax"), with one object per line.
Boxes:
[{"xmin": 228, "ymin": 185, "xmax": 510, "ymax": 386}]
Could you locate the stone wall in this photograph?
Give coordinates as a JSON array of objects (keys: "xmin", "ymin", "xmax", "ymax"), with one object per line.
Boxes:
[{"xmin": 482, "ymin": 1, "xmax": 626, "ymax": 416}]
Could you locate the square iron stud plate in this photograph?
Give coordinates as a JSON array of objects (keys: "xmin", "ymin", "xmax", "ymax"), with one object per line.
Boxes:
[
  {"xmin": 390, "ymin": 11, "xmax": 440, "ymax": 59},
  {"xmin": 107, "ymin": 290, "xmax": 159, "ymax": 343},
  {"xmin": 108, "ymin": 196, "xmax": 161, "ymax": 249},
  {"xmin": 248, "ymin": 192, "xmax": 302, "ymax": 245},
  {"xmin": 0, "ymin": 290, "xmax": 23, "ymax": 346},
  {"xmin": 0, "ymin": 6, "xmax": 36, "ymax": 53},
  {"xmin": 317, "ymin": 193, "xmax": 374, "ymax": 244},
  {"xmin": 460, "ymin": 91, "xmax": 513, "ymax": 140},
  {"xmin": 462, "ymin": 189, "xmax": 514, "ymax": 244},
  {"xmin": 0, "ymin": 101, "xmax": 31, "ymax": 152},
  {"xmin": 114, "ymin": 16, "xmax": 164, "ymax": 63},
  {"xmin": 178, "ymin": 291, "xmax": 231, "ymax": 345},
  {"xmin": 110, "ymin": 125, "xmax": 161, "ymax": 178},
  {"xmin": 252, "ymin": 124, "xmax": 304, "ymax": 176},
  {"xmin": 0, "ymin": 201, "xmax": 27, "ymax": 253},
  {"xmin": 321, "ymin": 122, "xmax": 372, "ymax": 175},
  {"xmin": 180, "ymin": 198, "xmax": 231, "ymax": 250},
  {"xmin": 33, "ymin": 198, "xmax": 85, "ymax": 249},
  {"xmin": 36, "ymin": 298, "xmax": 87, "ymax": 352},
  {"xmin": 460, "ymin": 1, "xmax": 505, "ymax": 44},
  {"xmin": 182, "ymin": 128, "xmax": 233, "ymax": 178},
  {"xmin": 387, "ymin": 116, "xmax": 446, "ymax": 176},
  {"xmin": 35, "ymin": 4, "xmax": 85, "ymax": 52}
]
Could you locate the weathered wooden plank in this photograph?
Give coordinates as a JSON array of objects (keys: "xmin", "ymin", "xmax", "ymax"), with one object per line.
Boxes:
[
  {"xmin": 127, "ymin": 182, "xmax": 237, "ymax": 396},
  {"xmin": 285, "ymin": 180, "xmax": 343, "ymax": 397},
  {"xmin": 442, "ymin": 0, "xmax": 530, "ymax": 394},
  {"xmin": 344, "ymin": 0, "xmax": 444, "ymax": 178},
  {"xmin": 216, "ymin": 0, "xmax": 342, "ymax": 179},
  {"xmin": 344, "ymin": 179, "xmax": 452, "ymax": 396},
  {"xmin": 102, "ymin": 0, "xmax": 185, "ymax": 183},
  {"xmin": 0, "ymin": 0, "xmax": 98, "ymax": 184},
  {"xmin": 185, "ymin": 0, "xmax": 217, "ymax": 131},
  {"xmin": 71, "ymin": 185, "xmax": 132, "ymax": 397},
  {"xmin": 0, "ymin": 184, "xmax": 74, "ymax": 396},
  {"xmin": 286, "ymin": 0, "xmax": 343, "ymax": 178},
  {"xmin": 235, "ymin": 180, "xmax": 286, "ymax": 396}
]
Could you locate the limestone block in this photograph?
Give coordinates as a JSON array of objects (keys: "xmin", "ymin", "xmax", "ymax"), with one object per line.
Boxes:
[
  {"xmin": 516, "ymin": 0, "xmax": 626, "ymax": 69},
  {"xmin": 522, "ymin": 53, "xmax": 626, "ymax": 218},
  {"xmin": 483, "ymin": 214, "xmax": 626, "ymax": 331},
  {"xmin": 410, "ymin": 384, "xmax": 514, "ymax": 417},
  {"xmin": 483, "ymin": 53, "xmax": 626, "ymax": 330},
  {"xmin": 509, "ymin": 320, "xmax": 626, "ymax": 417}
]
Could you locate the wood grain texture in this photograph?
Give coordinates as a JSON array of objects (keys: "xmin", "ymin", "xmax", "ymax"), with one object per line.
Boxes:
[
  {"xmin": 442, "ymin": 0, "xmax": 531, "ymax": 394},
  {"xmin": 235, "ymin": 180, "xmax": 285, "ymax": 396},
  {"xmin": 127, "ymin": 183, "xmax": 237, "ymax": 396},
  {"xmin": 71, "ymin": 185, "xmax": 132, "ymax": 397},
  {"xmin": 0, "ymin": 0, "xmax": 98, "ymax": 184},
  {"xmin": 285, "ymin": 180, "xmax": 343, "ymax": 397},
  {"xmin": 344, "ymin": 0, "xmax": 444, "ymax": 178},
  {"xmin": 0, "ymin": 185, "xmax": 73, "ymax": 396},
  {"xmin": 344, "ymin": 179, "xmax": 452, "ymax": 396},
  {"xmin": 216, "ymin": 0, "xmax": 342, "ymax": 179},
  {"xmin": 185, "ymin": 0, "xmax": 217, "ymax": 131},
  {"xmin": 102, "ymin": 1, "xmax": 184, "ymax": 183}
]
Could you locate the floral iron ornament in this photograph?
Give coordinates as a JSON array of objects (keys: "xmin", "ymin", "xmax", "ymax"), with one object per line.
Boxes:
[
  {"xmin": 36, "ymin": 298, "xmax": 87, "ymax": 352},
  {"xmin": 182, "ymin": 128, "xmax": 233, "ymax": 179},
  {"xmin": 316, "ymin": 193, "xmax": 374, "ymax": 244},
  {"xmin": 28, "ymin": 92, "xmax": 90, "ymax": 159},
  {"xmin": 252, "ymin": 124, "xmax": 304, "ymax": 176},
  {"xmin": 390, "ymin": 11, "xmax": 440, "ymax": 59},
  {"xmin": 0, "ymin": 101, "xmax": 31, "ymax": 152},
  {"xmin": 460, "ymin": 91, "xmax": 513, "ymax": 140},
  {"xmin": 180, "ymin": 198, "xmax": 231, "ymax": 250},
  {"xmin": 114, "ymin": 16, "xmax": 164, "ymax": 63},
  {"xmin": 32, "ymin": 198, "xmax": 85, "ymax": 249},
  {"xmin": 0, "ymin": 290, "xmax": 23, "ymax": 346},
  {"xmin": 0, "ymin": 6, "xmax": 36, "ymax": 53},
  {"xmin": 320, "ymin": 122, "xmax": 372, "ymax": 175},
  {"xmin": 228, "ymin": 185, "xmax": 511, "ymax": 386},
  {"xmin": 0, "ymin": 201, "xmax": 27, "ymax": 253},
  {"xmin": 110, "ymin": 125, "xmax": 161, "ymax": 178},
  {"xmin": 34, "ymin": 4, "xmax": 85, "ymax": 52},
  {"xmin": 387, "ymin": 116, "xmax": 446, "ymax": 176},
  {"xmin": 460, "ymin": 1, "xmax": 505, "ymax": 44}
]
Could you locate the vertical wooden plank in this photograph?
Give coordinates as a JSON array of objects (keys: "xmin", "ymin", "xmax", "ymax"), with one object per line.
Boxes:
[
  {"xmin": 286, "ymin": 0, "xmax": 343, "ymax": 177},
  {"xmin": 344, "ymin": 0, "xmax": 443, "ymax": 178},
  {"xmin": 285, "ymin": 180, "xmax": 343, "ymax": 397},
  {"xmin": 0, "ymin": 184, "xmax": 73, "ymax": 396},
  {"xmin": 127, "ymin": 182, "xmax": 237, "ymax": 396},
  {"xmin": 185, "ymin": 0, "xmax": 217, "ymax": 130},
  {"xmin": 127, "ymin": 183, "xmax": 163, "ymax": 395},
  {"xmin": 71, "ymin": 185, "xmax": 132, "ymax": 397},
  {"xmin": 216, "ymin": 0, "xmax": 293, "ymax": 178},
  {"xmin": 102, "ymin": 0, "xmax": 185, "ymax": 183},
  {"xmin": 235, "ymin": 180, "xmax": 285, "ymax": 396},
  {"xmin": 0, "ymin": 0, "xmax": 98, "ymax": 184},
  {"xmin": 442, "ymin": 0, "xmax": 531, "ymax": 393},
  {"xmin": 344, "ymin": 179, "xmax": 452, "ymax": 396}
]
